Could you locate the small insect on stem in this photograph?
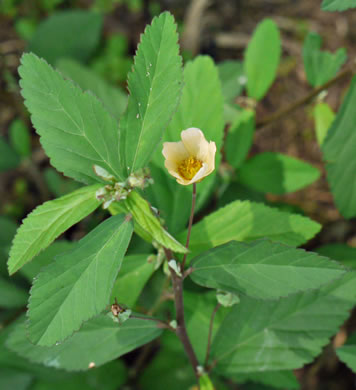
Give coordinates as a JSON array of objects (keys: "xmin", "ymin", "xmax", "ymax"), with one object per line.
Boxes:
[{"xmin": 111, "ymin": 298, "xmax": 130, "ymax": 324}]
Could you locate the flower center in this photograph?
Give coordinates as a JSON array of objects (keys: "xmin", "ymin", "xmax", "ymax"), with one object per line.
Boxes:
[{"xmin": 177, "ymin": 157, "xmax": 203, "ymax": 180}]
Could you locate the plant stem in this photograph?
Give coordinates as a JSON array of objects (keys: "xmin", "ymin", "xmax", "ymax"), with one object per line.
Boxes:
[
  {"xmin": 204, "ymin": 303, "xmax": 221, "ymax": 368},
  {"xmin": 256, "ymin": 66, "xmax": 353, "ymax": 129},
  {"xmin": 165, "ymin": 248, "xmax": 200, "ymax": 379},
  {"xmin": 182, "ymin": 182, "xmax": 197, "ymax": 269}
]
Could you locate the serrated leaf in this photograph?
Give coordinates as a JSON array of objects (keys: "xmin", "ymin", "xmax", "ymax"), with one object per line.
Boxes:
[
  {"xmin": 27, "ymin": 214, "xmax": 133, "ymax": 346},
  {"xmin": 315, "ymin": 243, "xmax": 356, "ymax": 270},
  {"xmin": 56, "ymin": 58, "xmax": 127, "ymax": 119},
  {"xmin": 110, "ymin": 254, "xmax": 156, "ymax": 307},
  {"xmin": 9, "ymin": 119, "xmax": 31, "ymax": 158},
  {"xmin": 322, "ymin": 0, "xmax": 356, "ymax": 11},
  {"xmin": 178, "ymin": 200, "xmax": 321, "ymax": 261},
  {"xmin": 238, "ymin": 152, "xmax": 320, "ymax": 195},
  {"xmin": 19, "ymin": 53, "xmax": 123, "ymax": 184},
  {"xmin": 303, "ymin": 32, "xmax": 347, "ymax": 87},
  {"xmin": 7, "ymin": 314, "xmax": 162, "ymax": 371},
  {"xmin": 119, "ymin": 12, "xmax": 183, "ymax": 176},
  {"xmin": 244, "ymin": 19, "xmax": 281, "ymax": 100},
  {"xmin": 190, "ymin": 239, "xmax": 346, "ymax": 299},
  {"xmin": 313, "ymin": 102, "xmax": 335, "ymax": 145},
  {"xmin": 8, "ymin": 185, "xmax": 101, "ymax": 275},
  {"xmin": 322, "ymin": 75, "xmax": 356, "ymax": 218},
  {"xmin": 210, "ymin": 271, "xmax": 356, "ymax": 374},
  {"xmin": 109, "ymin": 191, "xmax": 187, "ymax": 253},
  {"xmin": 28, "ymin": 10, "xmax": 102, "ymax": 65}
]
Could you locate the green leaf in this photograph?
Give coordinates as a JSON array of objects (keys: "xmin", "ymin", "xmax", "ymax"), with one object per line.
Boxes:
[
  {"xmin": 7, "ymin": 314, "xmax": 162, "ymax": 371},
  {"xmin": 119, "ymin": 12, "xmax": 183, "ymax": 176},
  {"xmin": 19, "ymin": 53, "xmax": 124, "ymax": 184},
  {"xmin": 322, "ymin": 0, "xmax": 356, "ymax": 11},
  {"xmin": 0, "ymin": 136, "xmax": 20, "ymax": 171},
  {"xmin": 178, "ymin": 200, "xmax": 321, "ymax": 260},
  {"xmin": 244, "ymin": 19, "xmax": 281, "ymax": 100},
  {"xmin": 27, "ymin": 214, "xmax": 133, "ymax": 346},
  {"xmin": 235, "ymin": 371, "xmax": 300, "ymax": 389},
  {"xmin": 20, "ymin": 241, "xmax": 73, "ymax": 282},
  {"xmin": 9, "ymin": 119, "xmax": 31, "ymax": 158},
  {"xmin": 313, "ymin": 102, "xmax": 335, "ymax": 145},
  {"xmin": 109, "ymin": 191, "xmax": 187, "ymax": 253},
  {"xmin": 210, "ymin": 271, "xmax": 356, "ymax": 374},
  {"xmin": 303, "ymin": 32, "xmax": 347, "ymax": 87},
  {"xmin": 238, "ymin": 152, "xmax": 321, "ymax": 195},
  {"xmin": 28, "ymin": 10, "xmax": 103, "ymax": 65},
  {"xmin": 336, "ymin": 332, "xmax": 356, "ymax": 372},
  {"xmin": 0, "ymin": 276, "xmax": 28, "ymax": 308},
  {"xmin": 56, "ymin": 58, "xmax": 127, "ymax": 119},
  {"xmin": 218, "ymin": 60, "xmax": 245, "ymax": 102},
  {"xmin": 8, "ymin": 185, "xmax": 101, "ymax": 275},
  {"xmin": 199, "ymin": 374, "xmax": 214, "ymax": 390},
  {"xmin": 110, "ymin": 254, "xmax": 156, "ymax": 307},
  {"xmin": 225, "ymin": 110, "xmax": 255, "ymax": 169},
  {"xmin": 322, "ymin": 75, "xmax": 356, "ymax": 218},
  {"xmin": 190, "ymin": 239, "xmax": 346, "ymax": 299},
  {"xmin": 315, "ymin": 243, "xmax": 356, "ymax": 270}
]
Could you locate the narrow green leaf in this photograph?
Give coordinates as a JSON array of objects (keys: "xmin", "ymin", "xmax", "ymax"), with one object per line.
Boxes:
[
  {"xmin": 28, "ymin": 10, "xmax": 102, "ymax": 65},
  {"xmin": 8, "ymin": 185, "xmax": 101, "ymax": 275},
  {"xmin": 119, "ymin": 12, "xmax": 183, "ymax": 176},
  {"xmin": 110, "ymin": 191, "xmax": 187, "ymax": 253},
  {"xmin": 313, "ymin": 102, "xmax": 335, "ymax": 145},
  {"xmin": 238, "ymin": 152, "xmax": 321, "ymax": 195},
  {"xmin": 7, "ymin": 314, "xmax": 162, "ymax": 371},
  {"xmin": 19, "ymin": 53, "xmax": 123, "ymax": 184},
  {"xmin": 244, "ymin": 19, "xmax": 281, "ymax": 100},
  {"xmin": 211, "ymin": 271, "xmax": 356, "ymax": 374},
  {"xmin": 218, "ymin": 60, "xmax": 245, "ymax": 102},
  {"xmin": 178, "ymin": 200, "xmax": 321, "ymax": 260},
  {"xmin": 190, "ymin": 239, "xmax": 346, "ymax": 299},
  {"xmin": 322, "ymin": 75, "xmax": 356, "ymax": 218},
  {"xmin": 315, "ymin": 243, "xmax": 356, "ymax": 270},
  {"xmin": 9, "ymin": 119, "xmax": 31, "ymax": 158},
  {"xmin": 110, "ymin": 254, "xmax": 156, "ymax": 307},
  {"xmin": 27, "ymin": 214, "xmax": 133, "ymax": 346},
  {"xmin": 303, "ymin": 32, "xmax": 347, "ymax": 87},
  {"xmin": 0, "ymin": 136, "xmax": 20, "ymax": 171},
  {"xmin": 0, "ymin": 276, "xmax": 28, "ymax": 308},
  {"xmin": 322, "ymin": 0, "xmax": 356, "ymax": 11},
  {"xmin": 56, "ymin": 58, "xmax": 127, "ymax": 119},
  {"xmin": 225, "ymin": 110, "xmax": 255, "ymax": 169}
]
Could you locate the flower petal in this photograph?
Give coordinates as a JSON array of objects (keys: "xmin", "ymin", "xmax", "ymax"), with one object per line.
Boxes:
[
  {"xmin": 207, "ymin": 141, "xmax": 217, "ymax": 171},
  {"xmin": 162, "ymin": 141, "xmax": 189, "ymax": 163},
  {"xmin": 181, "ymin": 128, "xmax": 209, "ymax": 161}
]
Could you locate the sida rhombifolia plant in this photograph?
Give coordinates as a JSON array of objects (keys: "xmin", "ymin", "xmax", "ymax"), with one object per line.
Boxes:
[{"xmin": 5, "ymin": 8, "xmax": 356, "ymax": 389}]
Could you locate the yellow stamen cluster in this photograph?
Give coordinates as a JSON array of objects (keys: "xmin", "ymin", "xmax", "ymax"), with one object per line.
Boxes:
[{"xmin": 177, "ymin": 157, "xmax": 203, "ymax": 180}]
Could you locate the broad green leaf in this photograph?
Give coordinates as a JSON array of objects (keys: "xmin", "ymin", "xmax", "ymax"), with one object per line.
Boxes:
[
  {"xmin": 56, "ymin": 58, "xmax": 127, "ymax": 119},
  {"xmin": 322, "ymin": 0, "xmax": 356, "ymax": 11},
  {"xmin": 190, "ymin": 239, "xmax": 346, "ymax": 299},
  {"xmin": 235, "ymin": 371, "xmax": 299, "ymax": 389},
  {"xmin": 110, "ymin": 254, "xmax": 156, "ymax": 307},
  {"xmin": 315, "ymin": 243, "xmax": 356, "ymax": 269},
  {"xmin": 303, "ymin": 32, "xmax": 347, "ymax": 87},
  {"xmin": 178, "ymin": 200, "xmax": 321, "ymax": 260},
  {"xmin": 210, "ymin": 271, "xmax": 356, "ymax": 374},
  {"xmin": 218, "ymin": 60, "xmax": 245, "ymax": 102},
  {"xmin": 119, "ymin": 12, "xmax": 183, "ymax": 176},
  {"xmin": 313, "ymin": 102, "xmax": 335, "ymax": 145},
  {"xmin": 225, "ymin": 110, "xmax": 255, "ymax": 169},
  {"xmin": 244, "ymin": 19, "xmax": 281, "ymax": 100},
  {"xmin": 9, "ymin": 119, "xmax": 31, "ymax": 158},
  {"xmin": 238, "ymin": 152, "xmax": 321, "ymax": 195},
  {"xmin": 218, "ymin": 181, "xmax": 265, "ymax": 209},
  {"xmin": 7, "ymin": 314, "xmax": 162, "ymax": 371},
  {"xmin": 27, "ymin": 214, "xmax": 133, "ymax": 346},
  {"xmin": 0, "ymin": 276, "xmax": 28, "ymax": 308},
  {"xmin": 0, "ymin": 136, "xmax": 20, "ymax": 171},
  {"xmin": 28, "ymin": 10, "xmax": 102, "ymax": 65},
  {"xmin": 322, "ymin": 75, "xmax": 356, "ymax": 218},
  {"xmin": 336, "ymin": 332, "xmax": 356, "ymax": 372},
  {"xmin": 19, "ymin": 53, "xmax": 124, "ymax": 184},
  {"xmin": 8, "ymin": 185, "xmax": 101, "ymax": 275},
  {"xmin": 109, "ymin": 191, "xmax": 187, "ymax": 253},
  {"xmin": 20, "ymin": 241, "xmax": 75, "ymax": 282}
]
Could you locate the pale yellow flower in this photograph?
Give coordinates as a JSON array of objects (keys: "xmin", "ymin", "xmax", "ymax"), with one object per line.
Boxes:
[{"xmin": 162, "ymin": 128, "xmax": 216, "ymax": 186}]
